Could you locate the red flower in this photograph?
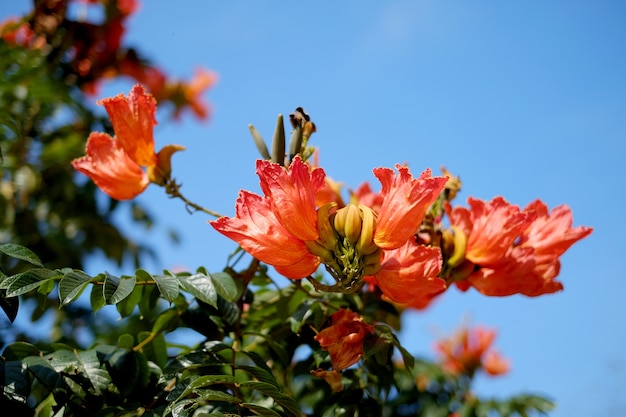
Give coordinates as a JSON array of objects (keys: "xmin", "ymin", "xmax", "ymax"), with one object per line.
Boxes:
[
  {"xmin": 435, "ymin": 325, "xmax": 509, "ymax": 377},
  {"xmin": 446, "ymin": 197, "xmax": 592, "ymax": 296},
  {"xmin": 314, "ymin": 309, "xmax": 374, "ymax": 371},
  {"xmin": 211, "ymin": 158, "xmax": 448, "ymax": 305},
  {"xmin": 72, "ymin": 85, "xmax": 184, "ymax": 200}
]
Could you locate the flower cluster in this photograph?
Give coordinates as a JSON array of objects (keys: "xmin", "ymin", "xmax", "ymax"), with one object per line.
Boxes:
[
  {"xmin": 72, "ymin": 85, "xmax": 184, "ymax": 199},
  {"xmin": 210, "ymin": 156, "xmax": 449, "ymax": 307},
  {"xmin": 435, "ymin": 325, "xmax": 510, "ymax": 377},
  {"xmin": 443, "ymin": 197, "xmax": 593, "ymax": 296}
]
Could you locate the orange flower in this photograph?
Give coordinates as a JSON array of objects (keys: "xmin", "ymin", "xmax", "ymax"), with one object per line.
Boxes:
[
  {"xmin": 314, "ymin": 309, "xmax": 374, "ymax": 371},
  {"xmin": 435, "ymin": 325, "xmax": 509, "ymax": 378},
  {"xmin": 211, "ymin": 158, "xmax": 448, "ymax": 304},
  {"xmin": 155, "ymin": 68, "xmax": 218, "ymax": 120},
  {"xmin": 445, "ymin": 197, "xmax": 592, "ymax": 296},
  {"xmin": 72, "ymin": 85, "xmax": 184, "ymax": 200}
]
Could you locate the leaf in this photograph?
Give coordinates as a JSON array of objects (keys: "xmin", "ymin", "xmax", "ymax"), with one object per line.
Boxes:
[
  {"xmin": 138, "ymin": 331, "xmax": 168, "ymax": 369},
  {"xmin": 289, "ymin": 298, "xmax": 316, "ymax": 334},
  {"xmin": 58, "ymin": 270, "xmax": 92, "ymax": 306},
  {"xmin": 90, "ymin": 279, "xmax": 106, "ymax": 313},
  {"xmin": 150, "ymin": 271, "xmax": 180, "ymax": 302},
  {"xmin": 176, "ymin": 375, "xmax": 238, "ymax": 400},
  {"xmin": 0, "ymin": 360, "xmax": 30, "ymax": 404},
  {"xmin": 177, "ymin": 273, "xmax": 217, "ymax": 308},
  {"xmin": 210, "ymin": 272, "xmax": 238, "ymax": 302},
  {"xmin": 152, "ymin": 309, "xmax": 180, "ymax": 334},
  {"xmin": 0, "ymin": 289, "xmax": 19, "ymax": 323},
  {"xmin": 238, "ymin": 381, "xmax": 301, "ymax": 417},
  {"xmin": 5, "ymin": 268, "xmax": 61, "ymax": 297},
  {"xmin": 241, "ymin": 403, "xmax": 281, "ymax": 417},
  {"xmin": 116, "ymin": 284, "xmax": 143, "ymax": 317},
  {"xmin": 103, "ymin": 272, "xmax": 136, "ymax": 305},
  {"xmin": 0, "ymin": 243, "xmax": 43, "ymax": 267},
  {"xmin": 2, "ymin": 341, "xmax": 41, "ymax": 360},
  {"xmin": 47, "ymin": 349, "xmax": 111, "ymax": 396},
  {"xmin": 23, "ymin": 356, "xmax": 67, "ymax": 393}
]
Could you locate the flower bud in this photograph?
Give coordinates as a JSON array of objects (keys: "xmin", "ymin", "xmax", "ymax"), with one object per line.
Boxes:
[
  {"xmin": 334, "ymin": 204, "xmax": 362, "ymax": 244},
  {"xmin": 147, "ymin": 144, "xmax": 185, "ymax": 186}
]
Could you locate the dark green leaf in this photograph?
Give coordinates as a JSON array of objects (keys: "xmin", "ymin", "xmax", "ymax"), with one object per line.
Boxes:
[
  {"xmin": 23, "ymin": 356, "xmax": 67, "ymax": 393},
  {"xmin": 5, "ymin": 268, "xmax": 61, "ymax": 296},
  {"xmin": 103, "ymin": 272, "xmax": 136, "ymax": 305},
  {"xmin": 116, "ymin": 283, "xmax": 143, "ymax": 317},
  {"xmin": 210, "ymin": 272, "xmax": 238, "ymax": 302},
  {"xmin": 0, "ymin": 289, "xmax": 18, "ymax": 323},
  {"xmin": 289, "ymin": 298, "xmax": 316, "ymax": 334},
  {"xmin": 0, "ymin": 243, "xmax": 43, "ymax": 267},
  {"xmin": 241, "ymin": 402, "xmax": 281, "ymax": 417},
  {"xmin": 178, "ymin": 273, "xmax": 217, "ymax": 308},
  {"xmin": 0, "ymin": 360, "xmax": 30, "ymax": 404},
  {"xmin": 48, "ymin": 349, "xmax": 111, "ymax": 396},
  {"xmin": 151, "ymin": 271, "xmax": 180, "ymax": 302},
  {"xmin": 2, "ymin": 341, "xmax": 40, "ymax": 360},
  {"xmin": 138, "ymin": 331, "xmax": 168, "ymax": 369},
  {"xmin": 90, "ymin": 279, "xmax": 106, "ymax": 313},
  {"xmin": 58, "ymin": 270, "xmax": 92, "ymax": 306},
  {"xmin": 152, "ymin": 309, "xmax": 180, "ymax": 334},
  {"xmin": 239, "ymin": 381, "xmax": 301, "ymax": 417}
]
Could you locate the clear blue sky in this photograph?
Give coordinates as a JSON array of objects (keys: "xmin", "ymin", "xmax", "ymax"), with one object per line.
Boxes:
[{"xmin": 3, "ymin": 1, "xmax": 625, "ymax": 415}]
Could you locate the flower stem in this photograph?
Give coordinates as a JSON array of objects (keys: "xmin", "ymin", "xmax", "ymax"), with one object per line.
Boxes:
[{"xmin": 165, "ymin": 179, "xmax": 224, "ymax": 218}]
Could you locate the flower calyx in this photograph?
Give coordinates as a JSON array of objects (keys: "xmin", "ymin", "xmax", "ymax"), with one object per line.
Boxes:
[{"xmin": 306, "ymin": 203, "xmax": 382, "ymax": 293}]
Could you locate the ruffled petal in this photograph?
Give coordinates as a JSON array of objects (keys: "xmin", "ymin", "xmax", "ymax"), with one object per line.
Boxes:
[
  {"xmin": 373, "ymin": 241, "xmax": 446, "ymax": 305},
  {"xmin": 257, "ymin": 156, "xmax": 324, "ymax": 241},
  {"xmin": 373, "ymin": 166, "xmax": 447, "ymax": 249},
  {"xmin": 99, "ymin": 84, "xmax": 157, "ymax": 167},
  {"xmin": 210, "ymin": 190, "xmax": 314, "ymax": 268},
  {"xmin": 72, "ymin": 132, "xmax": 149, "ymax": 200}
]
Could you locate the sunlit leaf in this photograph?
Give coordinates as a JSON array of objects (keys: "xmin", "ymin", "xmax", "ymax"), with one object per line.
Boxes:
[
  {"xmin": 152, "ymin": 309, "xmax": 180, "ymax": 334},
  {"xmin": 177, "ymin": 273, "xmax": 217, "ymax": 308},
  {"xmin": 151, "ymin": 271, "xmax": 180, "ymax": 302},
  {"xmin": 2, "ymin": 341, "xmax": 40, "ymax": 360},
  {"xmin": 90, "ymin": 278, "xmax": 106, "ymax": 313},
  {"xmin": 47, "ymin": 349, "xmax": 111, "ymax": 396},
  {"xmin": 0, "ymin": 243, "xmax": 43, "ymax": 267},
  {"xmin": 58, "ymin": 270, "xmax": 92, "ymax": 306},
  {"xmin": 22, "ymin": 356, "xmax": 67, "ymax": 393},
  {"xmin": 103, "ymin": 272, "xmax": 136, "ymax": 305},
  {"xmin": 5, "ymin": 268, "xmax": 61, "ymax": 297}
]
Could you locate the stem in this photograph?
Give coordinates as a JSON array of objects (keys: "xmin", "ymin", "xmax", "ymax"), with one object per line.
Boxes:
[{"xmin": 165, "ymin": 179, "xmax": 224, "ymax": 218}]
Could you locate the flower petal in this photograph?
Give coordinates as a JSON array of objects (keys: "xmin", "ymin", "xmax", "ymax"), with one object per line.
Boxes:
[
  {"xmin": 210, "ymin": 190, "xmax": 315, "ymax": 268},
  {"xmin": 72, "ymin": 132, "xmax": 149, "ymax": 200},
  {"xmin": 99, "ymin": 84, "xmax": 157, "ymax": 167},
  {"xmin": 373, "ymin": 241, "xmax": 446, "ymax": 306},
  {"xmin": 373, "ymin": 166, "xmax": 447, "ymax": 249},
  {"xmin": 257, "ymin": 156, "xmax": 324, "ymax": 241}
]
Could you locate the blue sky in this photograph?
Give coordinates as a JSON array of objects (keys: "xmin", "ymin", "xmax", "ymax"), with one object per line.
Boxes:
[{"xmin": 3, "ymin": 1, "xmax": 626, "ymax": 415}]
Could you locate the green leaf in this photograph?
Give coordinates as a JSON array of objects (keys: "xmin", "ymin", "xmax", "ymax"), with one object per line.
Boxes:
[
  {"xmin": 1, "ymin": 360, "xmax": 30, "ymax": 404},
  {"xmin": 116, "ymin": 284, "xmax": 143, "ymax": 317},
  {"xmin": 0, "ymin": 289, "xmax": 19, "ymax": 323},
  {"xmin": 239, "ymin": 381, "xmax": 301, "ymax": 417},
  {"xmin": 177, "ymin": 273, "xmax": 217, "ymax": 308},
  {"xmin": 0, "ymin": 243, "xmax": 43, "ymax": 267},
  {"xmin": 5, "ymin": 268, "xmax": 61, "ymax": 297},
  {"xmin": 2, "ymin": 341, "xmax": 41, "ymax": 360},
  {"xmin": 90, "ymin": 279, "xmax": 106, "ymax": 313},
  {"xmin": 103, "ymin": 272, "xmax": 136, "ymax": 305},
  {"xmin": 152, "ymin": 309, "xmax": 180, "ymax": 334},
  {"xmin": 151, "ymin": 271, "xmax": 180, "ymax": 302},
  {"xmin": 176, "ymin": 375, "xmax": 238, "ymax": 400},
  {"xmin": 22, "ymin": 356, "xmax": 67, "ymax": 393},
  {"xmin": 58, "ymin": 270, "xmax": 92, "ymax": 306},
  {"xmin": 241, "ymin": 403, "xmax": 281, "ymax": 417},
  {"xmin": 210, "ymin": 272, "xmax": 238, "ymax": 302},
  {"xmin": 138, "ymin": 331, "xmax": 168, "ymax": 369},
  {"xmin": 289, "ymin": 298, "xmax": 316, "ymax": 334},
  {"xmin": 48, "ymin": 349, "xmax": 111, "ymax": 396}
]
